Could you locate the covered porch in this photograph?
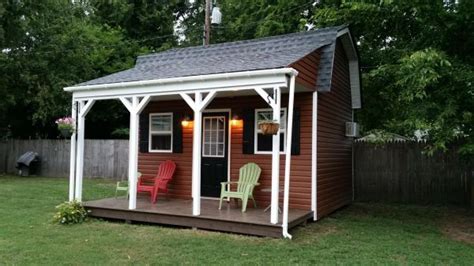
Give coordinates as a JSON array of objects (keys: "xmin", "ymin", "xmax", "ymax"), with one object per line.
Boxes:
[
  {"xmin": 84, "ymin": 197, "xmax": 312, "ymax": 238},
  {"xmin": 65, "ymin": 67, "xmax": 314, "ymax": 238}
]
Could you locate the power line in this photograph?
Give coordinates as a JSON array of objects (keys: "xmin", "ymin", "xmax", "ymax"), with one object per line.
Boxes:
[{"xmin": 3, "ymin": 1, "xmax": 318, "ymax": 56}]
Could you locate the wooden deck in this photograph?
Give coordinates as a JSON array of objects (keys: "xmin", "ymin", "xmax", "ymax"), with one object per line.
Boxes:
[{"xmin": 84, "ymin": 197, "xmax": 313, "ymax": 238}]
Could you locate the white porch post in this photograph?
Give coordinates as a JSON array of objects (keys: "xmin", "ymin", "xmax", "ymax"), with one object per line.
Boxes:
[
  {"xmin": 120, "ymin": 96, "xmax": 150, "ymax": 210},
  {"xmin": 271, "ymin": 87, "xmax": 281, "ymax": 224},
  {"xmin": 282, "ymin": 75, "xmax": 296, "ymax": 239},
  {"xmin": 68, "ymin": 100, "xmax": 77, "ymax": 201},
  {"xmin": 74, "ymin": 99, "xmax": 95, "ymax": 202},
  {"xmin": 180, "ymin": 91, "xmax": 216, "ymax": 216},
  {"xmin": 192, "ymin": 93, "xmax": 202, "ymax": 215},
  {"xmin": 311, "ymin": 91, "xmax": 318, "ymax": 220}
]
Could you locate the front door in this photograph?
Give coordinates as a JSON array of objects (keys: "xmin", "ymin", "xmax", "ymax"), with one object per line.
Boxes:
[{"xmin": 201, "ymin": 112, "xmax": 229, "ymax": 197}]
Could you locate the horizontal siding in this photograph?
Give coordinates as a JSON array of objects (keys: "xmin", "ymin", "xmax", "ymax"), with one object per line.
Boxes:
[
  {"xmin": 290, "ymin": 50, "xmax": 320, "ymax": 90},
  {"xmin": 317, "ymin": 40, "xmax": 353, "ymax": 219},
  {"xmin": 139, "ymin": 93, "xmax": 314, "ymax": 210}
]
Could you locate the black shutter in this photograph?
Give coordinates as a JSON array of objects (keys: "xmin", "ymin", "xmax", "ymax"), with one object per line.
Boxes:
[
  {"xmin": 291, "ymin": 108, "xmax": 301, "ymax": 155},
  {"xmin": 173, "ymin": 112, "xmax": 183, "ymax": 153},
  {"xmin": 242, "ymin": 109, "xmax": 255, "ymax": 154},
  {"xmin": 139, "ymin": 113, "xmax": 149, "ymax": 153}
]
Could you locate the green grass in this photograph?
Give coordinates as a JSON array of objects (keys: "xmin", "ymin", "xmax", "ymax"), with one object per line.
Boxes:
[{"xmin": 0, "ymin": 175, "xmax": 472, "ymax": 265}]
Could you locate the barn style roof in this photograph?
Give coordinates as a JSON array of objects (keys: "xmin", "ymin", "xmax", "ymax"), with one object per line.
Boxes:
[{"xmin": 75, "ymin": 25, "xmax": 351, "ymax": 93}]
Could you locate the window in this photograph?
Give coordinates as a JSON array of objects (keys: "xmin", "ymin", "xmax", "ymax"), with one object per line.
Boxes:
[
  {"xmin": 202, "ymin": 116, "xmax": 225, "ymax": 157},
  {"xmin": 254, "ymin": 108, "xmax": 286, "ymax": 153},
  {"xmin": 149, "ymin": 113, "xmax": 173, "ymax": 152}
]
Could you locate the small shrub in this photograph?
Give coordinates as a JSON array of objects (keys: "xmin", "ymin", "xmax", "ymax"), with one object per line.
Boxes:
[{"xmin": 53, "ymin": 200, "xmax": 89, "ymax": 225}]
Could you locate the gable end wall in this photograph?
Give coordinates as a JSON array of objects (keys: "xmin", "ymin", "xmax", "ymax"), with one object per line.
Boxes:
[{"xmin": 316, "ymin": 40, "xmax": 353, "ymax": 219}]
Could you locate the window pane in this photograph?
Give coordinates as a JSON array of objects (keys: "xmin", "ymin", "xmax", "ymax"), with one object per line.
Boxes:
[
  {"xmin": 257, "ymin": 133, "xmax": 284, "ymax": 152},
  {"xmin": 204, "ymin": 144, "xmax": 210, "ymax": 155},
  {"xmin": 257, "ymin": 134, "xmax": 272, "ymax": 151},
  {"xmin": 151, "ymin": 115, "xmax": 171, "ymax": 131},
  {"xmin": 218, "ymin": 144, "xmax": 224, "ymax": 155},
  {"xmin": 202, "ymin": 116, "xmax": 226, "ymax": 157},
  {"xmin": 151, "ymin": 134, "xmax": 171, "ymax": 151}
]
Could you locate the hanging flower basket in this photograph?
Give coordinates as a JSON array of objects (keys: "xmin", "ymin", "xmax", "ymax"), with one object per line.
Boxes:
[
  {"xmin": 258, "ymin": 120, "xmax": 280, "ymax": 135},
  {"xmin": 60, "ymin": 128, "xmax": 72, "ymax": 138},
  {"xmin": 56, "ymin": 117, "xmax": 75, "ymax": 138}
]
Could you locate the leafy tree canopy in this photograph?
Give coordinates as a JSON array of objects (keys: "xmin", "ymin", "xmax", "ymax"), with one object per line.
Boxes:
[
  {"xmin": 308, "ymin": 0, "xmax": 473, "ymax": 154},
  {"xmin": 0, "ymin": 0, "xmax": 472, "ymax": 155}
]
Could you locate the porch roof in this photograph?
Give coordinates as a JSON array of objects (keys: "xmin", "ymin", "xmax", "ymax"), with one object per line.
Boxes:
[{"xmin": 70, "ymin": 25, "xmax": 347, "ymax": 90}]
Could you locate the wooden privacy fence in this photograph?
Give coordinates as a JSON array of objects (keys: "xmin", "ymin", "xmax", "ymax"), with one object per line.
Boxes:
[
  {"xmin": 0, "ymin": 139, "xmax": 129, "ymax": 180},
  {"xmin": 1, "ymin": 139, "xmax": 472, "ymax": 205},
  {"xmin": 354, "ymin": 141, "xmax": 473, "ymax": 205}
]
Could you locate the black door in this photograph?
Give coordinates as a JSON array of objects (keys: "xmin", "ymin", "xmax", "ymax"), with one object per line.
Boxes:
[{"xmin": 201, "ymin": 112, "xmax": 229, "ymax": 197}]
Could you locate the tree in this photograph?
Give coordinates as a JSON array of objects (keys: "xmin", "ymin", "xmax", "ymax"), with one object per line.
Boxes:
[
  {"xmin": 0, "ymin": 1, "xmax": 143, "ymax": 138},
  {"xmin": 179, "ymin": 0, "xmax": 314, "ymax": 46},
  {"xmin": 308, "ymin": 0, "xmax": 474, "ymax": 154},
  {"xmin": 91, "ymin": 0, "xmax": 188, "ymax": 51}
]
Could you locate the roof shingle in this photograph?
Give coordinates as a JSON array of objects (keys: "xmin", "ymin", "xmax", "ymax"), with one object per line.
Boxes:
[{"xmin": 76, "ymin": 25, "xmax": 346, "ymax": 88}]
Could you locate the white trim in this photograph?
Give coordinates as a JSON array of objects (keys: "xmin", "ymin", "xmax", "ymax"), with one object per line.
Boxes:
[
  {"xmin": 254, "ymin": 108, "xmax": 287, "ymax": 154},
  {"xmin": 270, "ymin": 86, "xmax": 281, "ymax": 224},
  {"xmin": 65, "ymin": 68, "xmax": 298, "ymax": 92},
  {"xmin": 148, "ymin": 112, "xmax": 173, "ymax": 153},
  {"xmin": 202, "ymin": 109, "xmax": 232, "ymax": 194},
  {"xmin": 311, "ymin": 91, "xmax": 318, "ymax": 221},
  {"xmin": 68, "ymin": 101, "xmax": 77, "ymax": 201},
  {"xmin": 282, "ymin": 74, "xmax": 296, "ymax": 239},
  {"xmin": 74, "ymin": 99, "xmax": 95, "ymax": 202}
]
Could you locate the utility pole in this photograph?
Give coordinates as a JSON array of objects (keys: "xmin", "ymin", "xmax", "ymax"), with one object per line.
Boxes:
[{"xmin": 203, "ymin": 0, "xmax": 211, "ymax": 46}]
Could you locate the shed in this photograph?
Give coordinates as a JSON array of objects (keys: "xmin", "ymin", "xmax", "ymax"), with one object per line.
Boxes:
[{"xmin": 64, "ymin": 25, "xmax": 361, "ymax": 238}]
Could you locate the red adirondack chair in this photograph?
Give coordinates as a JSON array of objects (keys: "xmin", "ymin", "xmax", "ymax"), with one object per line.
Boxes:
[{"xmin": 137, "ymin": 160, "xmax": 176, "ymax": 203}]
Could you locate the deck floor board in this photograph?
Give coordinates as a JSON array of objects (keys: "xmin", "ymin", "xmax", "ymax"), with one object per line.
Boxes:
[{"xmin": 84, "ymin": 197, "xmax": 312, "ymax": 237}]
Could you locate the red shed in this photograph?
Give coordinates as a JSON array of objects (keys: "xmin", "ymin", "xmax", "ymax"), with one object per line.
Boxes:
[{"xmin": 64, "ymin": 25, "xmax": 361, "ymax": 238}]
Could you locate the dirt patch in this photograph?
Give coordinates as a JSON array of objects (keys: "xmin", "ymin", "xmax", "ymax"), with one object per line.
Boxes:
[{"xmin": 440, "ymin": 210, "xmax": 474, "ymax": 245}]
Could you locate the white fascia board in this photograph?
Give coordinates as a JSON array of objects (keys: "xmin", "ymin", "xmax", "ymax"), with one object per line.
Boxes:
[
  {"xmin": 66, "ymin": 68, "xmax": 297, "ymax": 100},
  {"xmin": 337, "ymin": 28, "xmax": 362, "ymax": 109}
]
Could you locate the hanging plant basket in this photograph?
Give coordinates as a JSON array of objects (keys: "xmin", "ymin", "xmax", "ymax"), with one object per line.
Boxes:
[
  {"xmin": 258, "ymin": 121, "xmax": 280, "ymax": 135},
  {"xmin": 56, "ymin": 116, "xmax": 75, "ymax": 139},
  {"xmin": 60, "ymin": 128, "xmax": 73, "ymax": 138}
]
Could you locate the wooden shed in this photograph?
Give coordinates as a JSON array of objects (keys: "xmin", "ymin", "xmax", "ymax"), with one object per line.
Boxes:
[{"xmin": 64, "ymin": 25, "xmax": 361, "ymax": 238}]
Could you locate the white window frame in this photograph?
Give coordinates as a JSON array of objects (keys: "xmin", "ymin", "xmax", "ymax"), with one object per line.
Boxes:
[
  {"xmin": 254, "ymin": 108, "xmax": 287, "ymax": 155},
  {"xmin": 202, "ymin": 115, "xmax": 226, "ymax": 158},
  {"xmin": 148, "ymin": 112, "xmax": 173, "ymax": 153}
]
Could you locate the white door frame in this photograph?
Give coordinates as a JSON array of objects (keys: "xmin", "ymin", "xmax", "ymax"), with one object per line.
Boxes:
[{"xmin": 201, "ymin": 109, "xmax": 231, "ymax": 199}]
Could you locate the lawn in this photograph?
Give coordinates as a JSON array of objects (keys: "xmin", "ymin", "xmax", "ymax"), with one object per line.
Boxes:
[{"xmin": 0, "ymin": 175, "xmax": 472, "ymax": 265}]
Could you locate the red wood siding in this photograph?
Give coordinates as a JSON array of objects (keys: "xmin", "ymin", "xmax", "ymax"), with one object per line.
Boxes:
[
  {"xmin": 316, "ymin": 41, "xmax": 353, "ymax": 219},
  {"xmin": 290, "ymin": 50, "xmax": 320, "ymax": 90},
  {"xmin": 138, "ymin": 41, "xmax": 354, "ymax": 214},
  {"xmin": 138, "ymin": 93, "xmax": 313, "ymax": 210}
]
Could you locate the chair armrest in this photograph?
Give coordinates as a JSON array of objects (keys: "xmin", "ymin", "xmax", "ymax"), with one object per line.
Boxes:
[{"xmin": 220, "ymin": 181, "xmax": 240, "ymax": 185}]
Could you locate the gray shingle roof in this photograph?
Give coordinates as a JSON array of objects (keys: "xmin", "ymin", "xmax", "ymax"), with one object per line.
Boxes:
[{"xmin": 76, "ymin": 25, "xmax": 347, "ymax": 88}]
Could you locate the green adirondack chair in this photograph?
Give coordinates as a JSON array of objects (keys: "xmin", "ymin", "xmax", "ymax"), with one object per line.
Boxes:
[
  {"xmin": 115, "ymin": 172, "xmax": 141, "ymax": 198},
  {"xmin": 219, "ymin": 163, "xmax": 261, "ymax": 212}
]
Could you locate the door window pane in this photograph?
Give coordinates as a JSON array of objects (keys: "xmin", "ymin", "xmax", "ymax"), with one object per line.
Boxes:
[{"xmin": 202, "ymin": 116, "xmax": 226, "ymax": 157}]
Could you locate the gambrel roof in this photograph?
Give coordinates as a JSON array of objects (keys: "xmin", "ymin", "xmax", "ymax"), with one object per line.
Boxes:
[{"xmin": 71, "ymin": 25, "xmax": 360, "ymax": 108}]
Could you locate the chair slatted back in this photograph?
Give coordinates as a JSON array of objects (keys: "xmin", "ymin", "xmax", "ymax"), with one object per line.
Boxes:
[
  {"xmin": 237, "ymin": 163, "xmax": 261, "ymax": 193},
  {"xmin": 156, "ymin": 160, "xmax": 176, "ymax": 180}
]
